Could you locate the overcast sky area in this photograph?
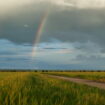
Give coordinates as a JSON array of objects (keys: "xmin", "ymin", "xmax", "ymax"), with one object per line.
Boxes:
[{"xmin": 0, "ymin": 0, "xmax": 105, "ymax": 70}]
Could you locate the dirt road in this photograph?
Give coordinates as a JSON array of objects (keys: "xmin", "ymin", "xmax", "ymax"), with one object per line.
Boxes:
[{"xmin": 49, "ymin": 75, "xmax": 105, "ymax": 90}]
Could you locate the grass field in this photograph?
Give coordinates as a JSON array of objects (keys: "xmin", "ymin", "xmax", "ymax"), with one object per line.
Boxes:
[
  {"xmin": 0, "ymin": 72, "xmax": 105, "ymax": 105},
  {"xmin": 46, "ymin": 72, "xmax": 105, "ymax": 83}
]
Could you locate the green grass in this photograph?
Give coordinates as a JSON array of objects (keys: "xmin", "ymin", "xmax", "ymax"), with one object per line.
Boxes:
[
  {"xmin": 0, "ymin": 72, "xmax": 105, "ymax": 105},
  {"xmin": 0, "ymin": 72, "xmax": 15, "ymax": 80},
  {"xmin": 46, "ymin": 72, "xmax": 105, "ymax": 82}
]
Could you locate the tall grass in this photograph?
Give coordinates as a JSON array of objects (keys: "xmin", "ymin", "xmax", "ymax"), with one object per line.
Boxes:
[{"xmin": 0, "ymin": 72, "xmax": 105, "ymax": 105}]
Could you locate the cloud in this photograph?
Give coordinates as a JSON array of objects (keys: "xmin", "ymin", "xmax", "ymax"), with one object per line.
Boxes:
[
  {"xmin": 41, "ymin": 0, "xmax": 105, "ymax": 8},
  {"xmin": 1, "ymin": 1, "xmax": 105, "ymax": 70},
  {"xmin": 1, "ymin": 0, "xmax": 105, "ymax": 15},
  {"xmin": 0, "ymin": 39, "xmax": 105, "ymax": 70},
  {"xmin": 50, "ymin": 0, "xmax": 74, "ymax": 7},
  {"xmin": 55, "ymin": 49, "xmax": 73, "ymax": 54},
  {"xmin": 24, "ymin": 24, "xmax": 29, "ymax": 28},
  {"xmin": 0, "ymin": 5, "xmax": 105, "ymax": 50},
  {"xmin": 0, "ymin": 0, "xmax": 33, "ymax": 15}
]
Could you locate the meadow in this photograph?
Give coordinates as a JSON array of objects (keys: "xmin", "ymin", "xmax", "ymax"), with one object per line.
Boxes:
[
  {"xmin": 0, "ymin": 72, "xmax": 105, "ymax": 105},
  {"xmin": 46, "ymin": 71, "xmax": 105, "ymax": 83}
]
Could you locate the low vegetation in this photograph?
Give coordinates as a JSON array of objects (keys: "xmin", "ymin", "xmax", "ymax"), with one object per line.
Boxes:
[
  {"xmin": 0, "ymin": 72, "xmax": 105, "ymax": 105},
  {"xmin": 47, "ymin": 72, "xmax": 105, "ymax": 82}
]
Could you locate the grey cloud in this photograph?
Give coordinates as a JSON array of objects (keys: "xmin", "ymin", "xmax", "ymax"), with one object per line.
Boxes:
[
  {"xmin": 0, "ymin": 52, "xmax": 15, "ymax": 55},
  {"xmin": 0, "ymin": 2, "xmax": 105, "ymax": 50},
  {"xmin": 74, "ymin": 54, "xmax": 105, "ymax": 66},
  {"xmin": 101, "ymin": 49, "xmax": 105, "ymax": 53}
]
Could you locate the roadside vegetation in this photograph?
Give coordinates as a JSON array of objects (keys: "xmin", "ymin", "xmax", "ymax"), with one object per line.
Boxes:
[
  {"xmin": 46, "ymin": 72, "xmax": 105, "ymax": 83},
  {"xmin": 0, "ymin": 72, "xmax": 105, "ymax": 105}
]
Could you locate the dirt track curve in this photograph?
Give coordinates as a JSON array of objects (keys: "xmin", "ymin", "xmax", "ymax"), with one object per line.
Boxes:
[{"xmin": 49, "ymin": 75, "xmax": 105, "ymax": 90}]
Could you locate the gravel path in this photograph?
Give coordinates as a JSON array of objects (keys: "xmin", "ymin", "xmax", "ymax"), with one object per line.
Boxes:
[{"xmin": 49, "ymin": 75, "xmax": 105, "ymax": 90}]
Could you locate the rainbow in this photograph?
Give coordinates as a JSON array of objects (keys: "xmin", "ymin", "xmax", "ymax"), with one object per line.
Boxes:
[{"xmin": 31, "ymin": 10, "xmax": 49, "ymax": 58}]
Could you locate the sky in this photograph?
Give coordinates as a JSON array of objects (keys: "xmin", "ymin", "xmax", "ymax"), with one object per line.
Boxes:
[{"xmin": 0, "ymin": 0, "xmax": 105, "ymax": 70}]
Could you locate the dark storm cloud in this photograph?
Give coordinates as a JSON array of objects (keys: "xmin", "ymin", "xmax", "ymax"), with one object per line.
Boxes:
[
  {"xmin": 46, "ymin": 8, "xmax": 105, "ymax": 46},
  {"xmin": 0, "ymin": 1, "xmax": 105, "ymax": 49},
  {"xmin": 1, "ymin": 0, "xmax": 105, "ymax": 70},
  {"xmin": 0, "ymin": 3, "xmax": 50, "ymax": 43}
]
